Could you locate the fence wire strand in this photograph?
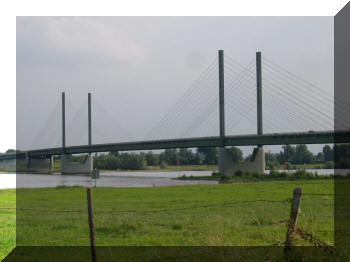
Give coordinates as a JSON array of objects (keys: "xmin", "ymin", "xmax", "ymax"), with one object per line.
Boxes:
[
  {"xmin": 1, "ymin": 198, "xmax": 289, "ymax": 214},
  {"xmin": 6, "ymin": 190, "xmax": 339, "ymax": 251}
]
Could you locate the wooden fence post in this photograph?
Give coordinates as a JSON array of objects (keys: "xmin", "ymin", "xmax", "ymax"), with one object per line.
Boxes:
[
  {"xmin": 87, "ymin": 188, "xmax": 97, "ymax": 262},
  {"xmin": 284, "ymin": 187, "xmax": 302, "ymax": 260}
]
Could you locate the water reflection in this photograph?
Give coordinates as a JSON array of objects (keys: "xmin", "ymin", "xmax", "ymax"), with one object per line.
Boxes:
[
  {"xmin": 1, "ymin": 169, "xmax": 348, "ymax": 189},
  {"xmin": 3, "ymin": 171, "xmax": 216, "ymax": 189}
]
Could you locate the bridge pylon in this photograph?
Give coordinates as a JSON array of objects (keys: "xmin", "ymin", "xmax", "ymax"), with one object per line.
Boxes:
[
  {"xmin": 218, "ymin": 51, "xmax": 265, "ymax": 174},
  {"xmin": 60, "ymin": 92, "xmax": 93, "ymax": 175}
]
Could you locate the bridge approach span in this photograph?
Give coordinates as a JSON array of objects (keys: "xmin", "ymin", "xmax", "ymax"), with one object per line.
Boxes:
[{"xmin": 2, "ymin": 130, "xmax": 349, "ymax": 159}]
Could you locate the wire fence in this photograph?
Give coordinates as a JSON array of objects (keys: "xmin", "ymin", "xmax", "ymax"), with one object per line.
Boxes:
[
  {"xmin": 1, "ymin": 199, "xmax": 289, "ymax": 213},
  {"xmin": 1, "ymin": 188, "xmax": 343, "ymax": 261}
]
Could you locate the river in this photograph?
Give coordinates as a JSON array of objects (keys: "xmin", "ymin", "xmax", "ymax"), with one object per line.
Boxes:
[
  {"xmin": 0, "ymin": 169, "xmax": 348, "ymax": 189},
  {"xmin": 0, "ymin": 171, "xmax": 216, "ymax": 189}
]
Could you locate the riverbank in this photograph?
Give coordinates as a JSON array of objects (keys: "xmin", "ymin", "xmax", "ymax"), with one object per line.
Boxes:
[
  {"xmin": 0, "ymin": 180, "xmax": 336, "ymax": 260},
  {"xmin": 176, "ymin": 169, "xmax": 337, "ymax": 183}
]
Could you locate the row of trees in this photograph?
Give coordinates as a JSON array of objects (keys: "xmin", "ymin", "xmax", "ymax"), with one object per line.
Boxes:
[
  {"xmin": 90, "ymin": 148, "xmax": 221, "ymax": 170},
  {"xmin": 144, "ymin": 147, "xmax": 243, "ymax": 166},
  {"xmin": 88, "ymin": 144, "xmax": 338, "ymax": 170},
  {"xmin": 274, "ymin": 144, "xmax": 334, "ymax": 164},
  {"xmin": 93, "ymin": 152, "xmax": 146, "ymax": 170},
  {"xmin": 264, "ymin": 145, "xmax": 335, "ymax": 169},
  {"xmin": 6, "ymin": 144, "xmax": 347, "ymax": 170}
]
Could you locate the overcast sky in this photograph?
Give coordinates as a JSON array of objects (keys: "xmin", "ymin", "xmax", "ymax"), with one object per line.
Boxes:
[{"xmin": 16, "ymin": 16, "xmax": 334, "ymax": 155}]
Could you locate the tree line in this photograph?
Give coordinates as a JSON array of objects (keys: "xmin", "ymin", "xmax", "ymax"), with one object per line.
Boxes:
[
  {"xmin": 264, "ymin": 144, "xmax": 334, "ymax": 169},
  {"xmin": 87, "ymin": 144, "xmax": 340, "ymax": 171},
  {"xmin": 93, "ymin": 148, "xmax": 220, "ymax": 170},
  {"xmin": 5, "ymin": 144, "xmax": 349, "ymax": 170}
]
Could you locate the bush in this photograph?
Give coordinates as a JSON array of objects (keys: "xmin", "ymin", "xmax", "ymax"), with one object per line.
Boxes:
[
  {"xmin": 234, "ymin": 170, "xmax": 243, "ymax": 177},
  {"xmin": 323, "ymin": 161, "xmax": 334, "ymax": 169},
  {"xmin": 160, "ymin": 161, "xmax": 168, "ymax": 169},
  {"xmin": 269, "ymin": 169, "xmax": 279, "ymax": 177},
  {"xmin": 294, "ymin": 170, "xmax": 307, "ymax": 178},
  {"xmin": 252, "ymin": 171, "xmax": 261, "ymax": 178},
  {"xmin": 244, "ymin": 171, "xmax": 251, "ymax": 177},
  {"xmin": 285, "ymin": 162, "xmax": 292, "ymax": 170},
  {"xmin": 266, "ymin": 160, "xmax": 279, "ymax": 170},
  {"xmin": 220, "ymin": 174, "xmax": 231, "ymax": 182},
  {"xmin": 279, "ymin": 171, "xmax": 287, "ymax": 178}
]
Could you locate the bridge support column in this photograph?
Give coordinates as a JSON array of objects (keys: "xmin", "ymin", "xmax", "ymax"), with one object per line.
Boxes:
[
  {"xmin": 61, "ymin": 154, "xmax": 93, "ymax": 175},
  {"xmin": 26, "ymin": 156, "xmax": 54, "ymax": 173},
  {"xmin": 218, "ymin": 147, "xmax": 265, "ymax": 174},
  {"xmin": 0, "ymin": 155, "xmax": 54, "ymax": 173},
  {"xmin": 0, "ymin": 158, "xmax": 17, "ymax": 172}
]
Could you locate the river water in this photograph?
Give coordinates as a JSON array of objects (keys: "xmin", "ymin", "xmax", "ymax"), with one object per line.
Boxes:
[
  {"xmin": 0, "ymin": 171, "xmax": 216, "ymax": 189},
  {"xmin": 1, "ymin": 169, "xmax": 348, "ymax": 189}
]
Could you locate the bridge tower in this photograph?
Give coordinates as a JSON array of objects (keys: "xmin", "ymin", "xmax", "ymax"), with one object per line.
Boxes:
[
  {"xmin": 60, "ymin": 92, "xmax": 93, "ymax": 174},
  {"xmin": 255, "ymin": 51, "xmax": 265, "ymax": 171},
  {"xmin": 218, "ymin": 51, "xmax": 265, "ymax": 174}
]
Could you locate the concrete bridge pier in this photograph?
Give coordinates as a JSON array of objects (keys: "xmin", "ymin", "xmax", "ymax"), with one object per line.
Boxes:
[
  {"xmin": 0, "ymin": 155, "xmax": 54, "ymax": 173},
  {"xmin": 218, "ymin": 146, "xmax": 265, "ymax": 174},
  {"xmin": 26, "ymin": 155, "xmax": 54, "ymax": 173},
  {"xmin": 61, "ymin": 154, "xmax": 93, "ymax": 175},
  {"xmin": 0, "ymin": 158, "xmax": 17, "ymax": 172}
]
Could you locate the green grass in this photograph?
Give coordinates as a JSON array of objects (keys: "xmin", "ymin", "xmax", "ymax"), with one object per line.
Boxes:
[
  {"xmin": 53, "ymin": 160, "xmax": 61, "ymax": 173},
  {"xmin": 0, "ymin": 180, "xmax": 338, "ymax": 260},
  {"xmin": 13, "ymin": 180, "xmax": 334, "ymax": 246},
  {"xmin": 0, "ymin": 189, "xmax": 15, "ymax": 261}
]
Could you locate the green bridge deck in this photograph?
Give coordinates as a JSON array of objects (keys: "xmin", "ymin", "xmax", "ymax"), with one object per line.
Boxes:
[{"xmin": 1, "ymin": 130, "xmax": 349, "ymax": 159}]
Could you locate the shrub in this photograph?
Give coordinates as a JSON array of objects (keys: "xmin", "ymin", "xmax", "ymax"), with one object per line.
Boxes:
[
  {"xmin": 323, "ymin": 161, "xmax": 334, "ymax": 169},
  {"xmin": 266, "ymin": 160, "xmax": 279, "ymax": 170},
  {"xmin": 285, "ymin": 162, "xmax": 292, "ymax": 170},
  {"xmin": 212, "ymin": 172, "xmax": 221, "ymax": 177},
  {"xmin": 244, "ymin": 171, "xmax": 251, "ymax": 177},
  {"xmin": 252, "ymin": 171, "xmax": 261, "ymax": 178},
  {"xmin": 235, "ymin": 170, "xmax": 243, "ymax": 177},
  {"xmin": 279, "ymin": 171, "xmax": 287, "ymax": 178},
  {"xmin": 269, "ymin": 169, "xmax": 279, "ymax": 177},
  {"xmin": 220, "ymin": 174, "xmax": 231, "ymax": 182},
  {"xmin": 160, "ymin": 161, "xmax": 168, "ymax": 169}
]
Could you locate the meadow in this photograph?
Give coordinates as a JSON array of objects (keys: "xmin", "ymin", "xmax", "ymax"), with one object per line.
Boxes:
[
  {"xmin": 0, "ymin": 180, "xmax": 337, "ymax": 260},
  {"xmin": 0, "ymin": 190, "xmax": 15, "ymax": 261}
]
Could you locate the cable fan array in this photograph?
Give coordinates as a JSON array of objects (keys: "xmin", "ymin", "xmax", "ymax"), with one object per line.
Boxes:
[{"xmin": 31, "ymin": 52, "xmax": 346, "ymax": 150}]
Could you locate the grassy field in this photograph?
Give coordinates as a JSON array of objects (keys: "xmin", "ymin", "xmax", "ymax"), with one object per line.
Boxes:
[
  {"xmin": 0, "ymin": 189, "xmax": 15, "ymax": 261},
  {"xmin": 1, "ymin": 180, "xmax": 337, "ymax": 260}
]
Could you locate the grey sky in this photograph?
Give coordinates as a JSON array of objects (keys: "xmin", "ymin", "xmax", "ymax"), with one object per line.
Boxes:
[{"xmin": 16, "ymin": 16, "xmax": 334, "ymax": 155}]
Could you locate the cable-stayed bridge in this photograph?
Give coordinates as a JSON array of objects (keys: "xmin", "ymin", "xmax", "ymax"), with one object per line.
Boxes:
[{"xmin": 1, "ymin": 50, "xmax": 350, "ymax": 174}]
